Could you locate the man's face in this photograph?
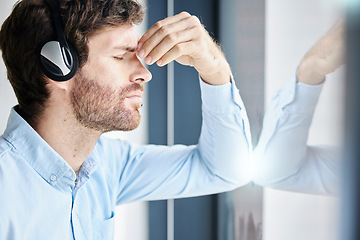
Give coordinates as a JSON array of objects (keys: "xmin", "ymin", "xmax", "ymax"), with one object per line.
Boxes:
[{"xmin": 71, "ymin": 24, "xmax": 152, "ymax": 132}]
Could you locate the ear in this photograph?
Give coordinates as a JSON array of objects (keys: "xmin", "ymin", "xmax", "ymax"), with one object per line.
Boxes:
[{"xmin": 45, "ymin": 75, "xmax": 74, "ymax": 93}]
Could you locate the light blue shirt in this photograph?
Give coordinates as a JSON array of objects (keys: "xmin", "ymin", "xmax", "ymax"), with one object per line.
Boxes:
[
  {"xmin": 0, "ymin": 78, "xmax": 252, "ymax": 240},
  {"xmin": 253, "ymin": 75, "xmax": 340, "ymax": 195}
]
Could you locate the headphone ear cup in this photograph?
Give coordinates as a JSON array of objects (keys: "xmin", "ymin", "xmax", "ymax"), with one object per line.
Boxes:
[{"xmin": 40, "ymin": 40, "xmax": 79, "ymax": 81}]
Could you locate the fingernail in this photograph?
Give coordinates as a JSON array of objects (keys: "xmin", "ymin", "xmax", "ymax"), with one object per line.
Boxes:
[
  {"xmin": 157, "ymin": 59, "xmax": 163, "ymax": 66},
  {"xmin": 138, "ymin": 49, "xmax": 145, "ymax": 58},
  {"xmin": 145, "ymin": 55, "xmax": 152, "ymax": 64}
]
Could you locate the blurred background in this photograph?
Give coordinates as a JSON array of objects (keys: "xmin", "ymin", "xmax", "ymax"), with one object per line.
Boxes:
[{"xmin": 0, "ymin": 0, "xmax": 348, "ymax": 240}]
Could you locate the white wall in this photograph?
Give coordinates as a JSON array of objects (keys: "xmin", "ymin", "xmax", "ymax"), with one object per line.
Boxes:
[
  {"xmin": 264, "ymin": 1, "xmax": 344, "ymax": 240},
  {"xmin": 0, "ymin": 0, "xmax": 17, "ymax": 134},
  {"xmin": 0, "ymin": 1, "xmax": 148, "ymax": 240}
]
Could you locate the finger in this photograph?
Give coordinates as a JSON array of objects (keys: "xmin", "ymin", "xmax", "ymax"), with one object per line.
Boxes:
[
  {"xmin": 138, "ymin": 16, "xmax": 202, "ymax": 61},
  {"xmin": 138, "ymin": 11, "xmax": 191, "ymax": 47},
  {"xmin": 144, "ymin": 26, "xmax": 200, "ymax": 65},
  {"xmin": 138, "ymin": 14, "xmax": 198, "ymax": 59},
  {"xmin": 138, "ymin": 15, "xmax": 193, "ymax": 59},
  {"xmin": 157, "ymin": 41, "xmax": 194, "ymax": 67}
]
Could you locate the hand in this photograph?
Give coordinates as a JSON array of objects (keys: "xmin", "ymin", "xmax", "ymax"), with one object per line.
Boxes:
[
  {"xmin": 137, "ymin": 12, "xmax": 231, "ymax": 85},
  {"xmin": 297, "ymin": 20, "xmax": 345, "ymax": 85}
]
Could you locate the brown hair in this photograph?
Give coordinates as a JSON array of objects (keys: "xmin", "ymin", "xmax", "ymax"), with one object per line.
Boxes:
[{"xmin": 0, "ymin": 0, "xmax": 143, "ymax": 124}]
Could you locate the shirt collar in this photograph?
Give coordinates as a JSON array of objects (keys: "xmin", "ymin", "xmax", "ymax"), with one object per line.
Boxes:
[{"xmin": 3, "ymin": 107, "xmax": 99, "ymax": 187}]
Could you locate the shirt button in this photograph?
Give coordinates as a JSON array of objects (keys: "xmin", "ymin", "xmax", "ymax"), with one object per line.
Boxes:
[
  {"xmin": 50, "ymin": 175, "xmax": 57, "ymax": 181},
  {"xmin": 67, "ymin": 170, "xmax": 72, "ymax": 177}
]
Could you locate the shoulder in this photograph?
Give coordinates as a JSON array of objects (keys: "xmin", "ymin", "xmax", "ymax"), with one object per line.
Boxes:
[{"xmin": 0, "ymin": 135, "xmax": 30, "ymax": 183}]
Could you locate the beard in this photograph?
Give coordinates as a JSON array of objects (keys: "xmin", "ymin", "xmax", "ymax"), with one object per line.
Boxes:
[{"xmin": 70, "ymin": 70, "xmax": 143, "ymax": 133}]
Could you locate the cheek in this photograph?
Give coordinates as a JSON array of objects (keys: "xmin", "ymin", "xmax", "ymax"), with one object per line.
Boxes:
[{"xmin": 82, "ymin": 58, "xmax": 129, "ymax": 87}]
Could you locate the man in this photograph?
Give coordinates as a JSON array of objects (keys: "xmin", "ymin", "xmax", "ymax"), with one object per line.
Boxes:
[
  {"xmin": 253, "ymin": 20, "xmax": 344, "ymax": 195},
  {"xmin": 0, "ymin": 0, "xmax": 251, "ymax": 239}
]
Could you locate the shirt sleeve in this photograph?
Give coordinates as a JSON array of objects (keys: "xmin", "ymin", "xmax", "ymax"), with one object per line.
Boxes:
[
  {"xmin": 99, "ymin": 75, "xmax": 252, "ymax": 205},
  {"xmin": 252, "ymin": 75, "xmax": 340, "ymax": 195}
]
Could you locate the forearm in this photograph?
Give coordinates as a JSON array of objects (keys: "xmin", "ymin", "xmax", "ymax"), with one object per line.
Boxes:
[
  {"xmin": 269, "ymin": 145, "xmax": 340, "ymax": 195},
  {"xmin": 297, "ymin": 20, "xmax": 344, "ymax": 85},
  {"xmin": 197, "ymin": 42, "xmax": 232, "ymax": 86},
  {"xmin": 197, "ymin": 77, "xmax": 252, "ymax": 187},
  {"xmin": 296, "ymin": 58, "xmax": 326, "ymax": 85}
]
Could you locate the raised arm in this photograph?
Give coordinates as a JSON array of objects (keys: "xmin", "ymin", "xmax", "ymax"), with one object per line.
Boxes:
[
  {"xmin": 101, "ymin": 12, "xmax": 252, "ymax": 204},
  {"xmin": 253, "ymin": 20, "xmax": 345, "ymax": 195}
]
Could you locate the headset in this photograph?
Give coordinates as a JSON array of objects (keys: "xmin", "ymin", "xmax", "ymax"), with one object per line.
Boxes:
[{"xmin": 40, "ymin": 0, "xmax": 79, "ymax": 81}]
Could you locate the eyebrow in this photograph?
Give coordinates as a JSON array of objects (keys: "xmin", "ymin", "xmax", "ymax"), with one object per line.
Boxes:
[{"xmin": 113, "ymin": 46, "xmax": 137, "ymax": 52}]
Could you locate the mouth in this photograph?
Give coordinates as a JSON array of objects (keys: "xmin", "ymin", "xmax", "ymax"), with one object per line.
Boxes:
[
  {"xmin": 125, "ymin": 90, "xmax": 143, "ymax": 99},
  {"xmin": 125, "ymin": 90, "xmax": 144, "ymax": 106}
]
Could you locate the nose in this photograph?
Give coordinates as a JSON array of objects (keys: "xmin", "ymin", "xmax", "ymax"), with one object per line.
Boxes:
[{"xmin": 130, "ymin": 55, "xmax": 152, "ymax": 84}]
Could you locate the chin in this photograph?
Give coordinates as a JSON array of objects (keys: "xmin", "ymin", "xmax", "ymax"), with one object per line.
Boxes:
[
  {"xmin": 119, "ymin": 117, "xmax": 141, "ymax": 132},
  {"xmin": 106, "ymin": 110, "xmax": 141, "ymax": 132},
  {"xmin": 75, "ymin": 107, "xmax": 142, "ymax": 133}
]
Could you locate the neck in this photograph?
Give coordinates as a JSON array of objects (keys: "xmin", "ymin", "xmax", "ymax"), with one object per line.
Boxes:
[{"xmin": 33, "ymin": 104, "xmax": 101, "ymax": 173}]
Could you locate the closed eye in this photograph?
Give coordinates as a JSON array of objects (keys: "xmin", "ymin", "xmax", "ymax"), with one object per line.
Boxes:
[{"xmin": 114, "ymin": 56, "xmax": 124, "ymax": 60}]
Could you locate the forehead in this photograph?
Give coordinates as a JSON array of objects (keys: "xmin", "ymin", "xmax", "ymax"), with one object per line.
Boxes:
[{"xmin": 87, "ymin": 24, "xmax": 139, "ymax": 53}]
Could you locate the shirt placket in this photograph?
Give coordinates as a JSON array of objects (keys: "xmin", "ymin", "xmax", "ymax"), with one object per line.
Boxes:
[{"xmin": 70, "ymin": 156, "xmax": 98, "ymax": 240}]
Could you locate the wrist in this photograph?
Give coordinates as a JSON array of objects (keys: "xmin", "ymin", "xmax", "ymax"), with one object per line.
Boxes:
[
  {"xmin": 199, "ymin": 61, "xmax": 231, "ymax": 85},
  {"xmin": 296, "ymin": 58, "xmax": 326, "ymax": 85}
]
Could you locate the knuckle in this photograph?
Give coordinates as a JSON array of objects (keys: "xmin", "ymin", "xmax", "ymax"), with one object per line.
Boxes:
[
  {"xmin": 165, "ymin": 33, "xmax": 177, "ymax": 43},
  {"xmin": 194, "ymin": 28, "xmax": 203, "ymax": 37},
  {"xmin": 154, "ymin": 21, "xmax": 163, "ymax": 29},
  {"xmin": 159, "ymin": 25, "xmax": 170, "ymax": 35},
  {"xmin": 189, "ymin": 15, "xmax": 201, "ymax": 25},
  {"xmin": 174, "ymin": 44, "xmax": 183, "ymax": 53},
  {"xmin": 180, "ymin": 11, "xmax": 191, "ymax": 17}
]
